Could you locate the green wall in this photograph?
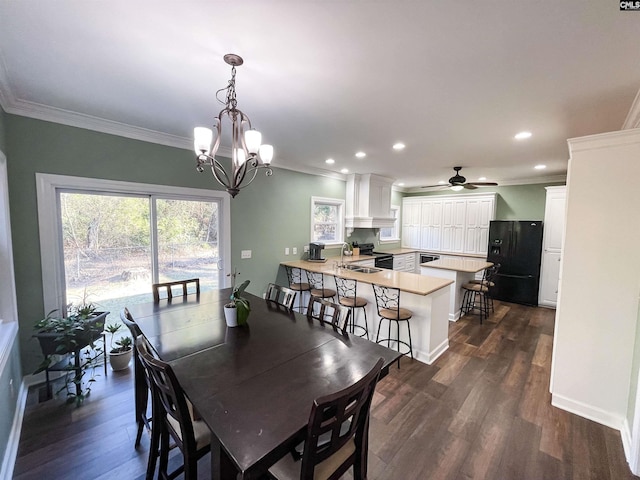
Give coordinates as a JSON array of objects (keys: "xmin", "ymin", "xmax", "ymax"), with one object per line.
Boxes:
[
  {"xmin": 0, "ymin": 106, "xmax": 6, "ymax": 153},
  {"xmin": 405, "ymin": 183, "xmax": 565, "ymax": 220}
]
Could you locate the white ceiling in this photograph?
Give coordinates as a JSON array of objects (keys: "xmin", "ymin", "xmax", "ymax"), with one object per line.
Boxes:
[{"xmin": 1, "ymin": 1, "xmax": 639, "ymax": 190}]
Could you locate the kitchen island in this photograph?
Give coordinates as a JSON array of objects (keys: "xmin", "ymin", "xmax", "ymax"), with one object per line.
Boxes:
[
  {"xmin": 280, "ymin": 260, "xmax": 452, "ymax": 365},
  {"xmin": 420, "ymin": 257, "xmax": 493, "ymax": 321}
]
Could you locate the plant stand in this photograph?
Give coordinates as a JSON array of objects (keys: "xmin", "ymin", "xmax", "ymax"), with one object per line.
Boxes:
[{"xmin": 34, "ymin": 311, "xmax": 109, "ymax": 401}]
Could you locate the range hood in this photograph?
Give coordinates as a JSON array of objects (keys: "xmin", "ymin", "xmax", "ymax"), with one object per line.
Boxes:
[{"xmin": 345, "ymin": 173, "xmax": 395, "ymax": 229}]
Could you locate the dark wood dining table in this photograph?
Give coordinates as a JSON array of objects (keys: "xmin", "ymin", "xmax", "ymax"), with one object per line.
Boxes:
[{"xmin": 128, "ymin": 288, "xmax": 402, "ymax": 480}]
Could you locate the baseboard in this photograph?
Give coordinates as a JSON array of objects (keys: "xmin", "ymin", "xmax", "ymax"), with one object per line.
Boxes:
[
  {"xmin": 551, "ymin": 392, "xmax": 625, "ymax": 430},
  {"xmin": 415, "ymin": 338, "xmax": 449, "ymax": 365},
  {"xmin": 622, "ymin": 418, "xmax": 633, "ymax": 467},
  {"xmin": 0, "ymin": 379, "xmax": 27, "ymax": 480}
]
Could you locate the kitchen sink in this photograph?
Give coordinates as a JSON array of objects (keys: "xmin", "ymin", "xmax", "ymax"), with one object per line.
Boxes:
[{"xmin": 341, "ymin": 265, "xmax": 382, "ymax": 274}]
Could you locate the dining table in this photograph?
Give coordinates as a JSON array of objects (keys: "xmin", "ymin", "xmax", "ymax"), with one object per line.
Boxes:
[{"xmin": 127, "ymin": 288, "xmax": 402, "ymax": 480}]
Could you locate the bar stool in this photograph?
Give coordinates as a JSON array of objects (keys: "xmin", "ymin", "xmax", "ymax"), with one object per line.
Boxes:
[
  {"xmin": 372, "ymin": 283, "xmax": 413, "ymax": 363},
  {"xmin": 305, "ymin": 270, "xmax": 336, "ymax": 301},
  {"xmin": 285, "ymin": 266, "xmax": 311, "ymax": 313},
  {"xmin": 333, "ymin": 275, "xmax": 369, "ymax": 339},
  {"xmin": 461, "ymin": 264, "xmax": 499, "ymax": 324}
]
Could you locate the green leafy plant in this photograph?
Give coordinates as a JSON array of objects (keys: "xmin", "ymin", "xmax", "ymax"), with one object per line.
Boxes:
[
  {"xmin": 226, "ymin": 269, "xmax": 251, "ymax": 326},
  {"xmin": 33, "ymin": 301, "xmax": 107, "ymax": 406},
  {"xmin": 105, "ymin": 323, "xmax": 133, "ymax": 354}
]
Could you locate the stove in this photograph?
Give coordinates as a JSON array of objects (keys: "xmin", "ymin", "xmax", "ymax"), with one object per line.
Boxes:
[{"xmin": 357, "ymin": 243, "xmax": 394, "ymax": 270}]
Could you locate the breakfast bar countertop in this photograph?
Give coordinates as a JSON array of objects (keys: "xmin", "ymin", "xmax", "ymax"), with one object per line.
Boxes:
[
  {"xmin": 421, "ymin": 257, "xmax": 493, "ymax": 273},
  {"xmin": 281, "ymin": 259, "xmax": 452, "ymax": 296}
]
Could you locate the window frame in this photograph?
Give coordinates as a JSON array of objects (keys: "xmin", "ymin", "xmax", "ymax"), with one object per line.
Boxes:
[
  {"xmin": 36, "ymin": 173, "xmax": 231, "ymax": 315},
  {"xmin": 310, "ymin": 196, "xmax": 345, "ymax": 247},
  {"xmin": 379, "ymin": 205, "xmax": 400, "ymax": 243}
]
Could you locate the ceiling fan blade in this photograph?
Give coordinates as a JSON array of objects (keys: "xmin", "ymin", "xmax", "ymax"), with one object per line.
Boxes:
[
  {"xmin": 420, "ymin": 184, "xmax": 448, "ymax": 189},
  {"xmin": 463, "ymin": 184, "xmax": 478, "ymax": 190},
  {"xmin": 467, "ymin": 182, "xmax": 498, "ymax": 187}
]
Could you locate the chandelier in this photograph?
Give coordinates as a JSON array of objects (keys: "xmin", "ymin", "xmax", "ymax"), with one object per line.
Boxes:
[{"xmin": 193, "ymin": 54, "xmax": 273, "ymax": 198}]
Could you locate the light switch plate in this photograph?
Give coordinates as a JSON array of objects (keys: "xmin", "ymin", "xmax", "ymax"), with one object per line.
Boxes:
[
  {"xmin": 292, "ymin": 247, "xmax": 298, "ymax": 255},
  {"xmin": 304, "ymin": 245, "xmax": 309, "ymax": 252},
  {"xmin": 241, "ymin": 250, "xmax": 252, "ymax": 259},
  {"xmin": 285, "ymin": 247, "xmax": 290, "ymax": 255}
]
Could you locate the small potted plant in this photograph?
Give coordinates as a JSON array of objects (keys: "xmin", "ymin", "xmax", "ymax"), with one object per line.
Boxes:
[
  {"xmin": 224, "ymin": 269, "xmax": 251, "ymax": 327},
  {"xmin": 105, "ymin": 323, "xmax": 133, "ymax": 371}
]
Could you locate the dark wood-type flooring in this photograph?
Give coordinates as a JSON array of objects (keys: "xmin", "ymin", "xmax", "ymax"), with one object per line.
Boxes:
[{"xmin": 13, "ymin": 302, "xmax": 638, "ymax": 479}]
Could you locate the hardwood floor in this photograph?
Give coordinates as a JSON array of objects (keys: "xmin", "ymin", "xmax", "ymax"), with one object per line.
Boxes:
[{"xmin": 13, "ymin": 302, "xmax": 637, "ymax": 479}]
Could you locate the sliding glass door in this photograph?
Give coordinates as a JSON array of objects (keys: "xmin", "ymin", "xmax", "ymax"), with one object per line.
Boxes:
[{"xmin": 58, "ymin": 191, "xmax": 222, "ymax": 320}]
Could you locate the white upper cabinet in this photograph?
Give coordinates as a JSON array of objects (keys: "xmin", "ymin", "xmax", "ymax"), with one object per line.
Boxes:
[{"xmin": 402, "ymin": 193, "xmax": 496, "ymax": 255}]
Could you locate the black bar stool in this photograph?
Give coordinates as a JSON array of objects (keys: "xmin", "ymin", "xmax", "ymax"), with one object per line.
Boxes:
[{"xmin": 372, "ymin": 283, "xmax": 413, "ymax": 364}]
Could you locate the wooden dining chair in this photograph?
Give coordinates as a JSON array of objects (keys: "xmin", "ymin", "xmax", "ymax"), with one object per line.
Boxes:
[
  {"xmin": 152, "ymin": 278, "xmax": 200, "ymax": 303},
  {"xmin": 306, "ymin": 295, "xmax": 350, "ymax": 335},
  {"xmin": 265, "ymin": 283, "xmax": 297, "ymax": 309},
  {"xmin": 136, "ymin": 336, "xmax": 210, "ymax": 480},
  {"xmin": 120, "ymin": 308, "xmax": 151, "ymax": 448},
  {"xmin": 268, "ymin": 358, "xmax": 384, "ymax": 480}
]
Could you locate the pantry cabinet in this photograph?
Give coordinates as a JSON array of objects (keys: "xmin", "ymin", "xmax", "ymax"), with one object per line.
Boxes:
[{"xmin": 402, "ymin": 193, "xmax": 496, "ymax": 256}]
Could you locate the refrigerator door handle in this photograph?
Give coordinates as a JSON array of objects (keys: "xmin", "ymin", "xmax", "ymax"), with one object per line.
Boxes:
[{"xmin": 498, "ymin": 273, "xmax": 536, "ymax": 279}]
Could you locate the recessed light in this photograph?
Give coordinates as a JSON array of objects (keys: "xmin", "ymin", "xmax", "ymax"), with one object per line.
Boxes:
[
  {"xmin": 340, "ymin": 168, "xmax": 349, "ymax": 174},
  {"xmin": 325, "ymin": 158, "xmax": 335, "ymax": 165},
  {"xmin": 355, "ymin": 151, "xmax": 366, "ymax": 158},
  {"xmin": 478, "ymin": 177, "xmax": 486, "ymax": 181},
  {"xmin": 397, "ymin": 182, "xmax": 405, "ymax": 186},
  {"xmin": 393, "ymin": 143, "xmax": 405, "ymax": 151},
  {"xmin": 515, "ymin": 131, "xmax": 532, "ymax": 140},
  {"xmin": 534, "ymin": 164, "xmax": 546, "ymax": 170}
]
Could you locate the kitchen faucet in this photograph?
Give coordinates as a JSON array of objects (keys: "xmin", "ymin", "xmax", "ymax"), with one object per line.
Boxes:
[{"xmin": 340, "ymin": 242, "xmax": 350, "ymax": 268}]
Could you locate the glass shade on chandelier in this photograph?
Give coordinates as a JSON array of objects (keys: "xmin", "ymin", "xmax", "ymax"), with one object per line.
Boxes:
[{"xmin": 194, "ymin": 54, "xmax": 274, "ymax": 198}]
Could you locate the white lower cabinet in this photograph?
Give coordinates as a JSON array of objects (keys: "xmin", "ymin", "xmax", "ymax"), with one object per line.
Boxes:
[{"xmin": 393, "ymin": 253, "xmax": 416, "ymax": 273}]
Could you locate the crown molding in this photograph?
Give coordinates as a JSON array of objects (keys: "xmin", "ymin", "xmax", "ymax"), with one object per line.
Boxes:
[
  {"xmin": 622, "ymin": 87, "xmax": 640, "ymax": 130},
  {"xmin": 568, "ymin": 127, "xmax": 640, "ymax": 153}
]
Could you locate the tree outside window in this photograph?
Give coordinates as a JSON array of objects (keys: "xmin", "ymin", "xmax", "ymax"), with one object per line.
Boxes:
[{"xmin": 311, "ymin": 197, "xmax": 344, "ymax": 245}]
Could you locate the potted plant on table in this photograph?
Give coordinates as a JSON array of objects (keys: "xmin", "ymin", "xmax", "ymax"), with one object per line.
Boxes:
[
  {"xmin": 105, "ymin": 323, "xmax": 133, "ymax": 371},
  {"xmin": 33, "ymin": 301, "xmax": 109, "ymax": 406},
  {"xmin": 224, "ymin": 269, "xmax": 251, "ymax": 327}
]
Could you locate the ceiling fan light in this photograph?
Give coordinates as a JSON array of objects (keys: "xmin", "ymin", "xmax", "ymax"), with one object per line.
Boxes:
[
  {"xmin": 194, "ymin": 127, "xmax": 213, "ymax": 154},
  {"xmin": 450, "ymin": 185, "xmax": 464, "ymax": 191}
]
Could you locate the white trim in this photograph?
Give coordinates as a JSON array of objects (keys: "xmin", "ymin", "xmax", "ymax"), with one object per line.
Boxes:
[
  {"xmin": 551, "ymin": 392, "xmax": 625, "ymax": 431},
  {"xmin": 622, "ymin": 418, "xmax": 634, "ymax": 472},
  {"xmin": 414, "ymin": 338, "xmax": 449, "ymax": 365},
  {"xmin": 568, "ymin": 127, "xmax": 640, "ymax": 153},
  {"xmin": 36, "ymin": 173, "xmax": 232, "ymax": 314},
  {"xmin": 622, "ymin": 87, "xmax": 640, "ymax": 130},
  {"xmin": 0, "ymin": 323, "xmax": 17, "ymax": 379},
  {"xmin": 627, "ymin": 355, "xmax": 640, "ymax": 475},
  {"xmin": 0, "ymin": 379, "xmax": 27, "ymax": 480}
]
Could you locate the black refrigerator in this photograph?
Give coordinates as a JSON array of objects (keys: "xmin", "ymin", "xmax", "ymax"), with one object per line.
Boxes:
[{"xmin": 487, "ymin": 220, "xmax": 543, "ymax": 306}]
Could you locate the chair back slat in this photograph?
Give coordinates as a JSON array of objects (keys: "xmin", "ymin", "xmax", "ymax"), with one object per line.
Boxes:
[
  {"xmin": 300, "ymin": 358, "xmax": 384, "ymax": 478},
  {"xmin": 135, "ymin": 335, "xmax": 197, "ymax": 452},
  {"xmin": 306, "ymin": 296, "xmax": 350, "ymax": 334},
  {"xmin": 265, "ymin": 283, "xmax": 297, "ymax": 309},
  {"xmin": 334, "ymin": 276, "xmax": 358, "ymax": 300},
  {"xmin": 152, "ymin": 278, "xmax": 200, "ymax": 303}
]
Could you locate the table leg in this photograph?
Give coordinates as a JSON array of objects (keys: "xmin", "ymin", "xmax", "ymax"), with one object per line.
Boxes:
[{"xmin": 211, "ymin": 434, "xmax": 240, "ymax": 480}]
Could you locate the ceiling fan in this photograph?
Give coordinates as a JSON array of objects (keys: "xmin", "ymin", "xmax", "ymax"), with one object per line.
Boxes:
[{"xmin": 422, "ymin": 166, "xmax": 498, "ymax": 191}]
